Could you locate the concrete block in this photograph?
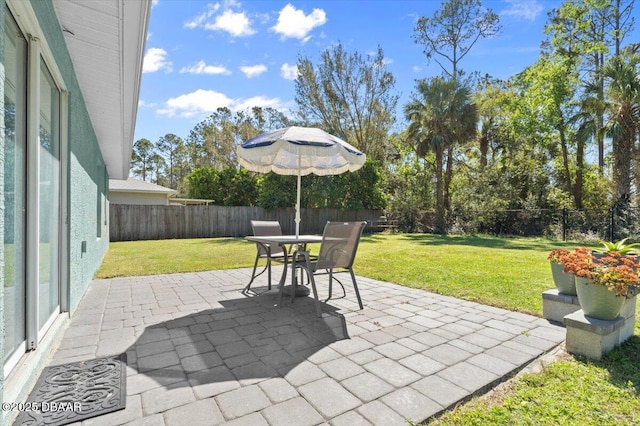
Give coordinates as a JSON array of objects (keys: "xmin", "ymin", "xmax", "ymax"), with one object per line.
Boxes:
[
  {"xmin": 564, "ymin": 310, "xmax": 624, "ymax": 360},
  {"xmin": 542, "ymin": 289, "xmax": 581, "ymax": 324},
  {"xmin": 619, "ymin": 295, "xmax": 637, "ymax": 344},
  {"xmin": 620, "ymin": 295, "xmax": 636, "ymax": 320},
  {"xmin": 619, "ymin": 319, "xmax": 635, "ymax": 344}
]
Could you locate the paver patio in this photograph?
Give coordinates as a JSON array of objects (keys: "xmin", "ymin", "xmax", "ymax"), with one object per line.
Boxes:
[{"xmin": 47, "ymin": 267, "xmax": 565, "ymax": 425}]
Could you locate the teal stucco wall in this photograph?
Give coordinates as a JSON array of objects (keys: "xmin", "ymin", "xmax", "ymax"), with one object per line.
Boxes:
[{"xmin": 30, "ymin": 0, "xmax": 109, "ymax": 313}]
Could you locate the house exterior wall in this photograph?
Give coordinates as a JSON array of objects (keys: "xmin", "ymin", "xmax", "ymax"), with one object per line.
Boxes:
[
  {"xmin": 1, "ymin": 0, "xmax": 109, "ymax": 419},
  {"xmin": 110, "ymin": 191, "xmax": 170, "ymax": 205}
]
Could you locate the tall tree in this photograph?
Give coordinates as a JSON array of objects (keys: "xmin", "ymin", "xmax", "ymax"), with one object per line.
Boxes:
[
  {"xmin": 404, "ymin": 77, "xmax": 477, "ymax": 234},
  {"xmin": 604, "ymin": 54, "xmax": 640, "ymax": 200},
  {"xmin": 544, "ymin": 0, "xmax": 635, "ymax": 173},
  {"xmin": 149, "ymin": 153, "xmax": 166, "ymax": 186},
  {"xmin": 156, "ymin": 133, "xmax": 185, "ymax": 189},
  {"xmin": 187, "ymin": 108, "xmax": 236, "ymax": 170},
  {"xmin": 188, "ymin": 107, "xmax": 290, "ymax": 170},
  {"xmin": 131, "ymin": 138, "xmax": 154, "ymax": 181},
  {"xmin": 473, "ymin": 76, "xmax": 509, "ymax": 171},
  {"xmin": 412, "ymin": 0, "xmax": 500, "ymax": 82},
  {"xmin": 519, "ymin": 55, "xmax": 583, "ymax": 207},
  {"xmin": 294, "ymin": 43, "xmax": 399, "ymax": 161},
  {"xmin": 412, "ymin": 0, "xmax": 497, "ymax": 223}
]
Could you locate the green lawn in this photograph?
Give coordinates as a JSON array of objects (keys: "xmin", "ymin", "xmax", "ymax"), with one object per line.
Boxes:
[
  {"xmin": 97, "ymin": 237, "xmax": 255, "ymax": 278},
  {"xmin": 96, "ymin": 233, "xmax": 640, "ymax": 425}
]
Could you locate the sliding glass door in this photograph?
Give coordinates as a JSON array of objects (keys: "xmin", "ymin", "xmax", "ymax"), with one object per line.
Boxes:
[
  {"xmin": 3, "ymin": 7, "xmax": 63, "ymax": 375},
  {"xmin": 3, "ymin": 10, "xmax": 27, "ymax": 369},
  {"xmin": 38, "ymin": 61, "xmax": 61, "ymax": 332}
]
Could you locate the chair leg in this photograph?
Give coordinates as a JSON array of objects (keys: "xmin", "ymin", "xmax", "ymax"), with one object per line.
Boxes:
[
  {"xmin": 290, "ymin": 261, "xmax": 297, "ymax": 304},
  {"xmin": 267, "ymin": 257, "xmax": 272, "ymax": 290},
  {"xmin": 327, "ymin": 269, "xmax": 333, "ymax": 301},
  {"xmin": 350, "ymin": 269, "xmax": 364, "ymax": 310},
  {"xmin": 277, "ymin": 262, "xmax": 286, "ymax": 307},
  {"xmin": 307, "ymin": 271, "xmax": 322, "ymax": 318},
  {"xmin": 244, "ymin": 254, "xmax": 261, "ymax": 292}
]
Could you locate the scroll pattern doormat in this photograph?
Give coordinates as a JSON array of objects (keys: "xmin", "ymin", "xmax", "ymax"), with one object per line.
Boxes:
[{"xmin": 14, "ymin": 353, "xmax": 127, "ymax": 426}]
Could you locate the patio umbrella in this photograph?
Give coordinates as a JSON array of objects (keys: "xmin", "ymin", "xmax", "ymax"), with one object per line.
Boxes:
[{"xmin": 237, "ymin": 126, "xmax": 366, "ymax": 237}]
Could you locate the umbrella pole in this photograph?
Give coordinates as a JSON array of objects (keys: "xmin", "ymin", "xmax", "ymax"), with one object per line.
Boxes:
[{"xmin": 295, "ymin": 170, "xmax": 301, "ymax": 238}]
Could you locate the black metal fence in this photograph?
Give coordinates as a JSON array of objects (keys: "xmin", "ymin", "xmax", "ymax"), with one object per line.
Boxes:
[{"xmin": 413, "ymin": 203, "xmax": 640, "ymax": 242}]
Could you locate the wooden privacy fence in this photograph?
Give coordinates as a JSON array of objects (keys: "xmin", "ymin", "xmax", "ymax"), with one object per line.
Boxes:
[{"xmin": 109, "ymin": 204, "xmax": 384, "ymax": 241}]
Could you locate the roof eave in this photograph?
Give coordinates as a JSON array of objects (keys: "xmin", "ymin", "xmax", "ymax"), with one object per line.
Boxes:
[{"xmin": 54, "ymin": 0, "xmax": 151, "ymax": 180}]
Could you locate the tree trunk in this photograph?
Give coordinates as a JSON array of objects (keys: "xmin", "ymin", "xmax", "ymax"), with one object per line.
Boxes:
[
  {"xmin": 444, "ymin": 145, "xmax": 454, "ymax": 230},
  {"xmin": 596, "ymin": 52, "xmax": 605, "ymax": 174},
  {"xmin": 575, "ymin": 137, "xmax": 584, "ymax": 209},
  {"xmin": 479, "ymin": 134, "xmax": 488, "ymax": 170},
  {"xmin": 434, "ymin": 144, "xmax": 446, "ymax": 235},
  {"xmin": 557, "ymin": 114, "xmax": 573, "ymax": 201},
  {"xmin": 613, "ymin": 132, "xmax": 632, "ymax": 199}
]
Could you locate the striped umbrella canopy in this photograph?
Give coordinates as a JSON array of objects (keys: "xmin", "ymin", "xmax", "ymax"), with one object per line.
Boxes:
[{"xmin": 237, "ymin": 126, "xmax": 366, "ymax": 236}]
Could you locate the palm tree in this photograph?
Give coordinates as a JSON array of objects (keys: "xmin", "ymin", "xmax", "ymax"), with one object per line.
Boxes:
[
  {"xmin": 404, "ymin": 77, "xmax": 477, "ymax": 234},
  {"xmin": 604, "ymin": 54, "xmax": 640, "ymax": 201}
]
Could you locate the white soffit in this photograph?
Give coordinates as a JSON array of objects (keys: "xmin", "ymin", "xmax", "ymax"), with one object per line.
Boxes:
[{"xmin": 53, "ymin": 0, "xmax": 151, "ymax": 179}]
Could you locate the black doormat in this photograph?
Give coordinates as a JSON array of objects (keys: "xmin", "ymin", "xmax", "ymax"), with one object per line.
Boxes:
[{"xmin": 14, "ymin": 353, "xmax": 127, "ymax": 426}]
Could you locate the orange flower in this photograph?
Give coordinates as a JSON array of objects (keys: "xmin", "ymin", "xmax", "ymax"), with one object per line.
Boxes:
[
  {"xmin": 562, "ymin": 247, "xmax": 639, "ymax": 297},
  {"xmin": 561, "ymin": 247, "xmax": 592, "ymax": 276},
  {"xmin": 547, "ymin": 249, "xmax": 571, "ymax": 264}
]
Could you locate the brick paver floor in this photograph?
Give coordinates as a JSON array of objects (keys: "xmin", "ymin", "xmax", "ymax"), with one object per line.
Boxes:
[{"xmin": 48, "ymin": 268, "xmax": 565, "ymax": 425}]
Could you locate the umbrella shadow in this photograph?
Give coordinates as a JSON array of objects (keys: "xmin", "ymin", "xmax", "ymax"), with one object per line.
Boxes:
[{"xmin": 126, "ymin": 290, "xmax": 350, "ymax": 392}]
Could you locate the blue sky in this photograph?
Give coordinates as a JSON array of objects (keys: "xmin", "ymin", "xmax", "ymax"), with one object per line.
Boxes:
[{"xmin": 134, "ymin": 0, "xmax": 573, "ymax": 143}]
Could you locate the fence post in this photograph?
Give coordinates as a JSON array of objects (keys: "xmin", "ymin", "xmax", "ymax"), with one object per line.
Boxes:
[{"xmin": 562, "ymin": 208, "xmax": 567, "ymax": 241}]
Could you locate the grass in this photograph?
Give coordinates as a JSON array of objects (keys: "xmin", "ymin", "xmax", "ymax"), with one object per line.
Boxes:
[
  {"xmin": 356, "ymin": 234, "xmax": 575, "ymax": 316},
  {"xmin": 96, "ymin": 237, "xmax": 256, "ymax": 278},
  {"xmin": 96, "ymin": 233, "xmax": 640, "ymax": 424}
]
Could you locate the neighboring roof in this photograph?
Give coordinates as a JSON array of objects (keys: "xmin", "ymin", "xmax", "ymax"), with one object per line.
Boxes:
[
  {"xmin": 170, "ymin": 198, "xmax": 215, "ymax": 206},
  {"xmin": 54, "ymin": 0, "xmax": 152, "ymax": 180},
  {"xmin": 109, "ymin": 178, "xmax": 177, "ymax": 196}
]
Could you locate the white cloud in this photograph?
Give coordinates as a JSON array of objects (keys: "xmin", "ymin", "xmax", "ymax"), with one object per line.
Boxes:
[
  {"xmin": 156, "ymin": 89, "xmax": 287, "ymax": 118},
  {"xmin": 157, "ymin": 89, "xmax": 234, "ymax": 118},
  {"xmin": 179, "ymin": 60, "xmax": 232, "ymax": 75},
  {"xmin": 280, "ymin": 63, "xmax": 298, "ymax": 80},
  {"xmin": 143, "ymin": 48, "xmax": 172, "ymax": 73},
  {"xmin": 240, "ymin": 64, "xmax": 267, "ymax": 78},
  {"xmin": 412, "ymin": 65, "xmax": 422, "ymax": 73},
  {"xmin": 501, "ymin": 0, "xmax": 543, "ymax": 22},
  {"xmin": 272, "ymin": 4, "xmax": 327, "ymax": 40},
  {"xmin": 186, "ymin": 2, "xmax": 255, "ymax": 37},
  {"xmin": 151, "ymin": 0, "xmax": 159, "ymax": 7},
  {"xmin": 206, "ymin": 9, "xmax": 255, "ymax": 37}
]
